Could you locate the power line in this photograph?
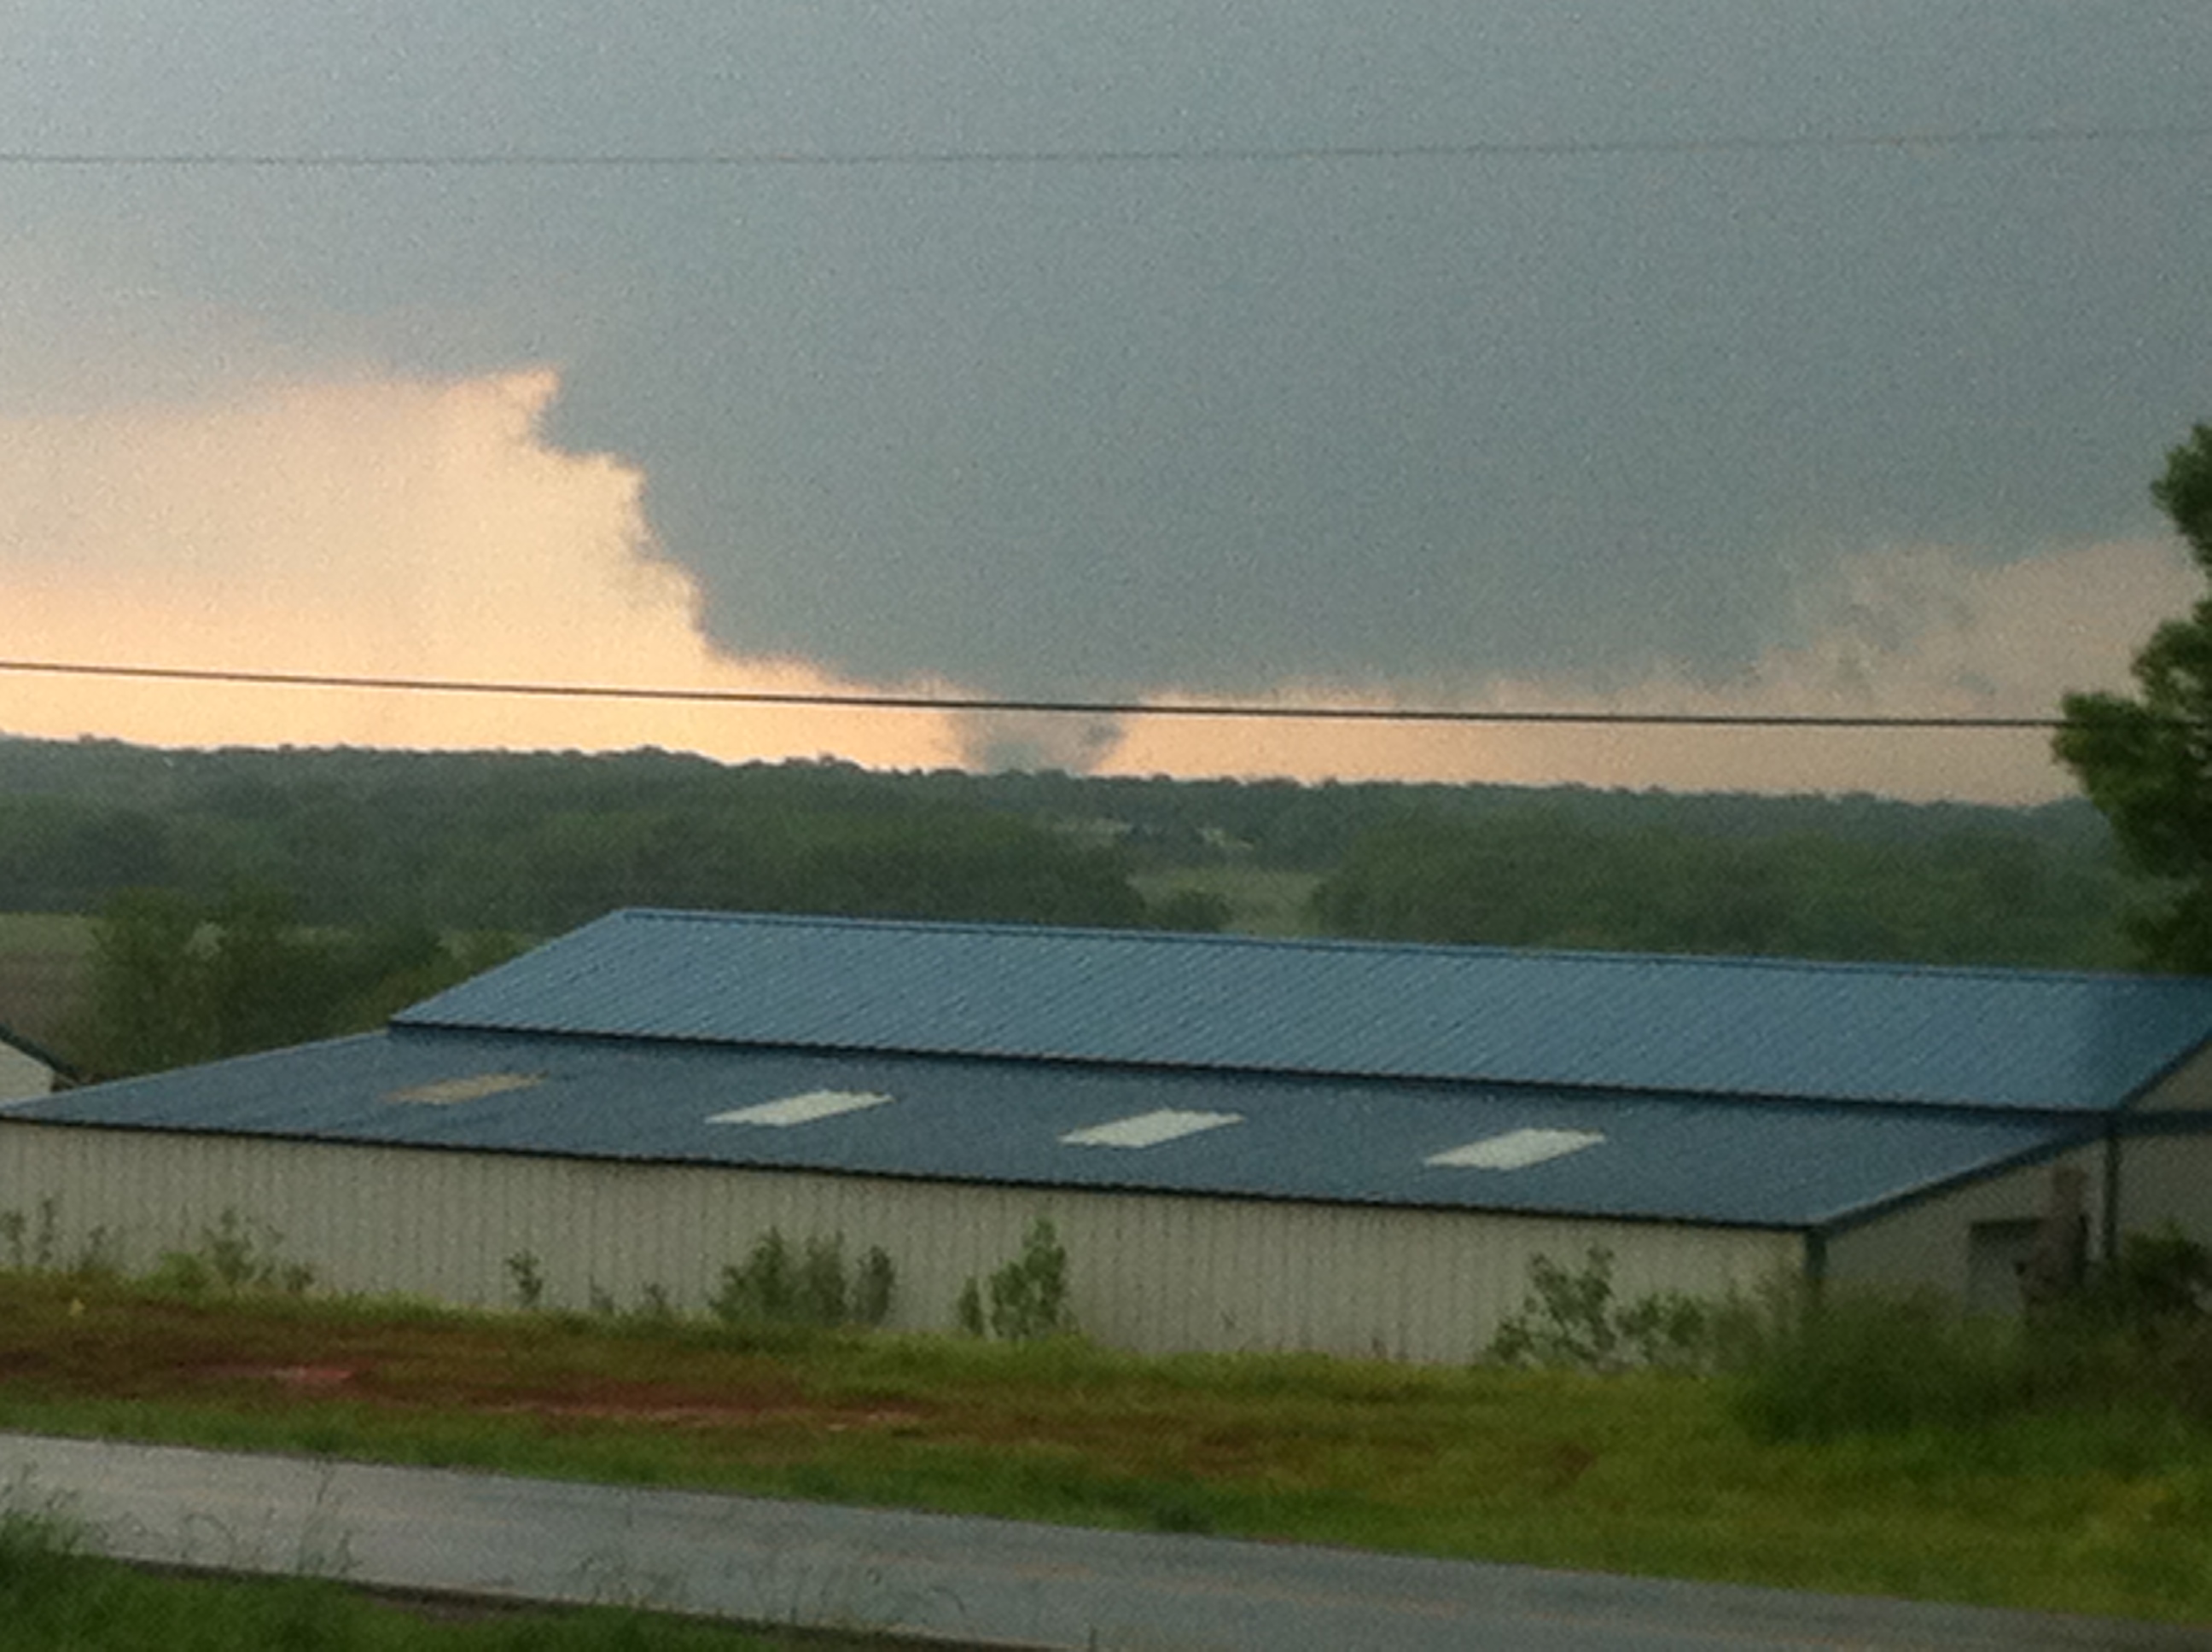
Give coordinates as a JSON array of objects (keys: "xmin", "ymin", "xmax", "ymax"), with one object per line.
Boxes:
[
  {"xmin": 0, "ymin": 658, "xmax": 2070, "ymax": 731},
  {"xmin": 0, "ymin": 122, "xmax": 2207, "ymax": 172}
]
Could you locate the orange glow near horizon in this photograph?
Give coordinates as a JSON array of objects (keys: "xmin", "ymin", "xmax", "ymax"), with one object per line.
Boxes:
[{"xmin": 3, "ymin": 368, "xmax": 2193, "ymax": 803}]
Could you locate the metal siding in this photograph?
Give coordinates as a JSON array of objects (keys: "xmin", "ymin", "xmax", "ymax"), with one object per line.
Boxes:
[
  {"xmin": 397, "ymin": 909, "xmax": 2212, "ymax": 1112},
  {"xmin": 1822, "ymin": 1146, "xmax": 2107, "ymax": 1304},
  {"xmin": 0, "ymin": 1124, "xmax": 1796, "ymax": 1362},
  {"xmin": 2137, "ymin": 1048, "xmax": 2212, "ymax": 1111},
  {"xmin": 0, "ymin": 1044, "xmax": 53, "ymax": 1103}
]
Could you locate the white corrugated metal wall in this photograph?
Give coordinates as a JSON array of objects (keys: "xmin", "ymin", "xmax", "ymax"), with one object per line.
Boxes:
[
  {"xmin": 1822, "ymin": 1145, "xmax": 2106, "ymax": 1302},
  {"xmin": 0, "ymin": 1044, "xmax": 53, "ymax": 1104},
  {"xmin": 0, "ymin": 1122, "xmax": 1800, "ymax": 1362},
  {"xmin": 2140, "ymin": 1048, "xmax": 2212, "ymax": 1110},
  {"xmin": 2120, "ymin": 1129, "xmax": 2212, "ymax": 1248}
]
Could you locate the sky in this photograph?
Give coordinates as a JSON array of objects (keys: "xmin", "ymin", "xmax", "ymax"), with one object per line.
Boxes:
[{"xmin": 2, "ymin": 3, "xmax": 2209, "ymax": 803}]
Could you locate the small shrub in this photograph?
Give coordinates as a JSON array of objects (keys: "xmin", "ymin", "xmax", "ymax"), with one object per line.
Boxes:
[
  {"xmin": 0, "ymin": 1200, "xmax": 64, "ymax": 1275},
  {"xmin": 0, "ymin": 1204, "xmax": 76, "ymax": 1277},
  {"xmin": 30, "ymin": 1200, "xmax": 59, "ymax": 1273},
  {"xmin": 1731, "ymin": 1287, "xmax": 2025, "ymax": 1440},
  {"xmin": 798, "ymin": 1236, "xmax": 848, "ymax": 1326},
  {"xmin": 2088, "ymin": 1224, "xmax": 2212, "ymax": 1337},
  {"xmin": 1487, "ymin": 1248, "xmax": 1716, "ymax": 1372},
  {"xmin": 146, "ymin": 1249, "xmax": 214, "ymax": 1298},
  {"xmin": 853, "ymin": 1245, "xmax": 897, "ymax": 1328},
  {"xmin": 69, "ymin": 1227, "xmax": 120, "ymax": 1281},
  {"xmin": 963, "ymin": 1218, "xmax": 1073, "ymax": 1341},
  {"xmin": 148, "ymin": 1210, "xmax": 312, "ymax": 1298},
  {"xmin": 504, "ymin": 1250, "xmax": 546, "ymax": 1311},
  {"xmin": 713, "ymin": 1229, "xmax": 798, "ymax": 1324},
  {"xmin": 713, "ymin": 1228, "xmax": 891, "ymax": 1329},
  {"xmin": 201, "ymin": 1210, "xmax": 265, "ymax": 1289}
]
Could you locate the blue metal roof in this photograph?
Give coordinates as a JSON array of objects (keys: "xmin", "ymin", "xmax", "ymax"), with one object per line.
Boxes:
[
  {"xmin": 0, "ymin": 1027, "xmax": 2084, "ymax": 1231},
  {"xmin": 394, "ymin": 910, "xmax": 2212, "ymax": 1114}
]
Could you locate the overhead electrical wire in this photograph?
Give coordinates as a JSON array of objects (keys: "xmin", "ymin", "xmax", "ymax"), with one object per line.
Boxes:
[
  {"xmin": 0, "ymin": 658, "xmax": 2074, "ymax": 731},
  {"xmin": 0, "ymin": 122, "xmax": 2208, "ymax": 172}
]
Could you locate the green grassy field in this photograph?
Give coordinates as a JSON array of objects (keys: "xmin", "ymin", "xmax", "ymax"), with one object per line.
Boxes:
[
  {"xmin": 0, "ymin": 1274, "xmax": 2205, "ymax": 1626},
  {"xmin": 0, "ymin": 1521, "xmax": 880, "ymax": 1650}
]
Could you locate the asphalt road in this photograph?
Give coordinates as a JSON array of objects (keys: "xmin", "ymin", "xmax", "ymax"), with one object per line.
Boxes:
[{"xmin": 0, "ymin": 1432, "xmax": 2203, "ymax": 1650}]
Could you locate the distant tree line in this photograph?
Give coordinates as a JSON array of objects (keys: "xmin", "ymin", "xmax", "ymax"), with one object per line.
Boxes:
[
  {"xmin": 0, "ymin": 747, "xmax": 1166, "ymax": 934},
  {"xmin": 77, "ymin": 885, "xmax": 520, "ymax": 1078},
  {"xmin": 1310, "ymin": 806, "xmax": 2127, "ymax": 969},
  {"xmin": 0, "ymin": 734, "xmax": 2162, "ymax": 1079}
]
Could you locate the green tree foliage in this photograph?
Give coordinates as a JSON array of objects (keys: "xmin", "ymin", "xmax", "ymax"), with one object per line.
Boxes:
[
  {"xmin": 2056, "ymin": 424, "xmax": 2212, "ymax": 970},
  {"xmin": 81, "ymin": 888, "xmax": 209, "ymax": 1075},
  {"xmin": 1311, "ymin": 806, "xmax": 2121, "ymax": 966},
  {"xmin": 709, "ymin": 1228, "xmax": 895, "ymax": 1329},
  {"xmin": 0, "ymin": 737, "xmax": 2133, "ymax": 969},
  {"xmin": 73, "ymin": 885, "xmax": 511, "ymax": 1078},
  {"xmin": 1486, "ymin": 1248, "xmax": 1716, "ymax": 1373},
  {"xmin": 960, "ymin": 1218, "xmax": 1074, "ymax": 1341}
]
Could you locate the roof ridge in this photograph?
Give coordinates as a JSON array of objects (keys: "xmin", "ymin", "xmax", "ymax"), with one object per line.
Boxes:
[{"xmin": 602, "ymin": 906, "xmax": 2192, "ymax": 988}]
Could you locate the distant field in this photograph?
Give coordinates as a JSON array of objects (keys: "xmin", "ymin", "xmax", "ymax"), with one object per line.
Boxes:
[
  {"xmin": 0, "ymin": 912, "xmax": 92, "ymax": 1053},
  {"xmin": 1133, "ymin": 866, "xmax": 1322, "ymax": 937}
]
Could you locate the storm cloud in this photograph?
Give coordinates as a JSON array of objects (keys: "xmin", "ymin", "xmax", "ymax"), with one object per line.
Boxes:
[{"xmin": 2, "ymin": 3, "xmax": 2208, "ymax": 798}]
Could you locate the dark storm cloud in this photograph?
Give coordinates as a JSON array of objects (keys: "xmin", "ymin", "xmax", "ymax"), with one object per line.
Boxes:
[{"xmin": 3, "ymin": 2, "xmax": 2209, "ymax": 702}]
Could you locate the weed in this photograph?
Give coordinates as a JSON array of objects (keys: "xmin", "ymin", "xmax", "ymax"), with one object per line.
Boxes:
[
  {"xmin": 2084, "ymin": 1224, "xmax": 2212, "ymax": 1336},
  {"xmin": 144, "ymin": 1249, "xmax": 213, "ymax": 1297},
  {"xmin": 147, "ymin": 1209, "xmax": 313, "ymax": 1299},
  {"xmin": 713, "ymin": 1230, "xmax": 798, "ymax": 1324},
  {"xmin": 852, "ymin": 1247, "xmax": 895, "ymax": 1329},
  {"xmin": 506, "ymin": 1250, "xmax": 547, "ymax": 1311},
  {"xmin": 963, "ymin": 1217, "xmax": 1073, "ymax": 1341},
  {"xmin": 0, "ymin": 1203, "xmax": 63, "ymax": 1274},
  {"xmin": 713, "ymin": 1229, "xmax": 895, "ymax": 1330},
  {"xmin": 797, "ymin": 1236, "xmax": 847, "ymax": 1326},
  {"xmin": 70, "ymin": 1226, "xmax": 119, "ymax": 1281},
  {"xmin": 1487, "ymin": 1248, "xmax": 1717, "ymax": 1372},
  {"xmin": 1730, "ymin": 1287, "xmax": 2025, "ymax": 1440}
]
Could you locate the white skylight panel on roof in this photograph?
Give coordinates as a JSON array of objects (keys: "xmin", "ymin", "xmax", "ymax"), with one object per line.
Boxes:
[
  {"xmin": 707, "ymin": 1090, "xmax": 894, "ymax": 1127},
  {"xmin": 1428, "ymin": 1127, "xmax": 1604, "ymax": 1170},
  {"xmin": 1061, "ymin": 1108, "xmax": 1242, "ymax": 1149}
]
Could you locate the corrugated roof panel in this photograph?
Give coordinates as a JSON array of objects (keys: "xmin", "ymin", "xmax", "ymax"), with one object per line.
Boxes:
[
  {"xmin": 393, "ymin": 910, "xmax": 2212, "ymax": 1113},
  {"xmin": 3, "ymin": 1028, "xmax": 2087, "ymax": 1231}
]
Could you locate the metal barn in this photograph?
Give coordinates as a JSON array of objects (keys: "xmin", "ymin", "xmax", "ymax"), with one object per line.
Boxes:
[{"xmin": 3, "ymin": 910, "xmax": 2209, "ymax": 1361}]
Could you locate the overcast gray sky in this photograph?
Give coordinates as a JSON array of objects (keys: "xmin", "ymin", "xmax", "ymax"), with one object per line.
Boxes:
[{"xmin": 3, "ymin": 3, "xmax": 2209, "ymax": 797}]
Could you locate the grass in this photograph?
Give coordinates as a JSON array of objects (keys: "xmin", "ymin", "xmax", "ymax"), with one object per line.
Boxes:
[
  {"xmin": 0, "ymin": 1275, "xmax": 2207, "ymax": 1625},
  {"xmin": 0, "ymin": 1512, "xmax": 886, "ymax": 1649}
]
